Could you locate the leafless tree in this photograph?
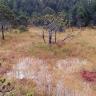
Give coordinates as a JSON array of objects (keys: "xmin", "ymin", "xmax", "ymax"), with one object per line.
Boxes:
[{"xmin": 42, "ymin": 21, "xmax": 59, "ymax": 44}]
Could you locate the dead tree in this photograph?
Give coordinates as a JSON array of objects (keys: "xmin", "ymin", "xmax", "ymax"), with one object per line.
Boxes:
[
  {"xmin": 46, "ymin": 21, "xmax": 58, "ymax": 44},
  {"xmin": 43, "ymin": 21, "xmax": 72, "ymax": 45},
  {"xmin": 42, "ymin": 23, "xmax": 53, "ymax": 44}
]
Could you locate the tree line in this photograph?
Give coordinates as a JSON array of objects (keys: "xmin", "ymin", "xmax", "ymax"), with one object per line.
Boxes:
[{"xmin": 0, "ymin": 0, "xmax": 96, "ymax": 40}]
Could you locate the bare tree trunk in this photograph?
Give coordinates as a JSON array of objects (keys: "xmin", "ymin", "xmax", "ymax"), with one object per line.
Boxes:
[
  {"xmin": 1, "ymin": 25, "xmax": 5, "ymax": 40},
  {"xmin": 49, "ymin": 31, "xmax": 52, "ymax": 44},
  {"xmin": 49, "ymin": 35, "xmax": 52, "ymax": 44},
  {"xmin": 42, "ymin": 31, "xmax": 46, "ymax": 43},
  {"xmin": 55, "ymin": 31, "xmax": 57, "ymax": 43}
]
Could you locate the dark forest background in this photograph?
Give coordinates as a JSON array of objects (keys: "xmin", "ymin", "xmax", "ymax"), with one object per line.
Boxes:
[{"xmin": 0, "ymin": 0, "xmax": 96, "ymax": 30}]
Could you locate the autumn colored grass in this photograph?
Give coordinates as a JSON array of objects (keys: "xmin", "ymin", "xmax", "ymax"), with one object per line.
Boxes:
[{"xmin": 0, "ymin": 27, "xmax": 96, "ymax": 95}]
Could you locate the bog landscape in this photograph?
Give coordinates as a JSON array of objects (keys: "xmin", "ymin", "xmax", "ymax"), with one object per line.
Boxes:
[{"xmin": 0, "ymin": 0, "xmax": 96, "ymax": 96}]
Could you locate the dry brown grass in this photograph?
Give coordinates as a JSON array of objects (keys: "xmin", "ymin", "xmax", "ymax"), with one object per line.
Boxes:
[{"xmin": 0, "ymin": 26, "xmax": 96, "ymax": 95}]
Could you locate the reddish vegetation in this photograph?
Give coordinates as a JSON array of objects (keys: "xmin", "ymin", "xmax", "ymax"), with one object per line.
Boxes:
[
  {"xmin": 0, "ymin": 67, "xmax": 8, "ymax": 75},
  {"xmin": 81, "ymin": 71, "xmax": 96, "ymax": 82}
]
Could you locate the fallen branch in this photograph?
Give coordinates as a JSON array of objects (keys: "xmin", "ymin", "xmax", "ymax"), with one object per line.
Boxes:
[{"xmin": 62, "ymin": 34, "xmax": 75, "ymax": 41}]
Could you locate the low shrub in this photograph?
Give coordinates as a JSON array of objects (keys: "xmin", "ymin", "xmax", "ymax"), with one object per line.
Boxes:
[{"xmin": 19, "ymin": 25, "xmax": 28, "ymax": 32}]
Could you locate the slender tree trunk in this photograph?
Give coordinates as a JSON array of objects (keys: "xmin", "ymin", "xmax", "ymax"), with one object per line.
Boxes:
[
  {"xmin": 42, "ymin": 31, "xmax": 46, "ymax": 43},
  {"xmin": 1, "ymin": 25, "xmax": 5, "ymax": 40},
  {"xmin": 49, "ymin": 31, "xmax": 52, "ymax": 44},
  {"xmin": 49, "ymin": 35, "xmax": 52, "ymax": 44},
  {"xmin": 55, "ymin": 31, "xmax": 57, "ymax": 43}
]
